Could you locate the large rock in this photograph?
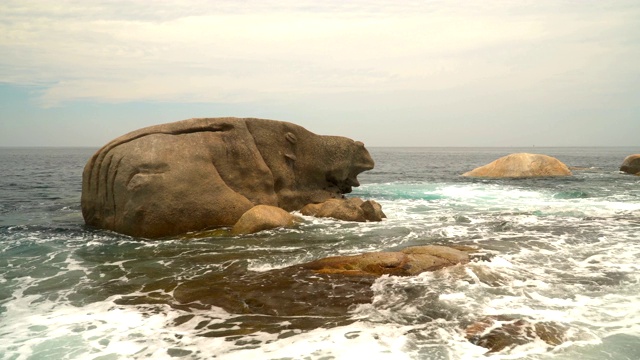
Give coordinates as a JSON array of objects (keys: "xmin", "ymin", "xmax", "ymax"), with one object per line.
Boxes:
[
  {"xmin": 82, "ymin": 117, "xmax": 374, "ymax": 238},
  {"xmin": 462, "ymin": 153, "xmax": 572, "ymax": 178},
  {"xmin": 300, "ymin": 198, "xmax": 386, "ymax": 222},
  {"xmin": 299, "ymin": 245, "xmax": 470, "ymax": 276},
  {"xmin": 231, "ymin": 205, "xmax": 301, "ymax": 235},
  {"xmin": 620, "ymin": 154, "xmax": 640, "ymax": 175}
]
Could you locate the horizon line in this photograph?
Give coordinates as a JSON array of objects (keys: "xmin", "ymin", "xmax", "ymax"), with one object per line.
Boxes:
[{"xmin": 1, "ymin": 145, "xmax": 638, "ymax": 149}]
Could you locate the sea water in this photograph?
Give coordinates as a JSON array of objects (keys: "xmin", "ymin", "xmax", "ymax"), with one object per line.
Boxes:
[{"xmin": 1, "ymin": 147, "xmax": 639, "ymax": 359}]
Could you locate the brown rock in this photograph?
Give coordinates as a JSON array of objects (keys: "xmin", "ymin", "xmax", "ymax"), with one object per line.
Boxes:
[
  {"xmin": 361, "ymin": 199, "xmax": 386, "ymax": 221},
  {"xmin": 172, "ymin": 244, "xmax": 471, "ymax": 329},
  {"xmin": 81, "ymin": 117, "xmax": 374, "ymax": 238},
  {"xmin": 174, "ymin": 265, "xmax": 375, "ymax": 316},
  {"xmin": 300, "ymin": 197, "xmax": 385, "ymax": 222},
  {"xmin": 300, "ymin": 198, "xmax": 362, "ymax": 221},
  {"xmin": 231, "ymin": 205, "xmax": 301, "ymax": 235},
  {"xmin": 462, "ymin": 153, "xmax": 572, "ymax": 178},
  {"xmin": 299, "ymin": 202, "xmax": 323, "ymax": 216},
  {"xmin": 300, "ymin": 245, "xmax": 470, "ymax": 276},
  {"xmin": 620, "ymin": 154, "xmax": 640, "ymax": 175},
  {"xmin": 465, "ymin": 316, "xmax": 566, "ymax": 353}
]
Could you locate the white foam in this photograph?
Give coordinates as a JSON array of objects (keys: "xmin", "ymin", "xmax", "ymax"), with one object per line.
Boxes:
[
  {"xmin": 0, "ymin": 291, "xmax": 236, "ymax": 360},
  {"xmin": 439, "ymin": 292, "xmax": 466, "ymax": 301},
  {"xmin": 216, "ymin": 321, "xmax": 413, "ymax": 360},
  {"xmin": 3, "ymin": 177, "xmax": 640, "ymax": 359}
]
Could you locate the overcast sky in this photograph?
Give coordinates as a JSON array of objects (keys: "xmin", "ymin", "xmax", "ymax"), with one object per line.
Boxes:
[{"xmin": 0, "ymin": 0, "xmax": 638, "ymax": 147}]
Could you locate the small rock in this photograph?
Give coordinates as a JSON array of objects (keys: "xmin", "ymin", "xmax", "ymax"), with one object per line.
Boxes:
[
  {"xmin": 620, "ymin": 154, "xmax": 640, "ymax": 175},
  {"xmin": 300, "ymin": 245, "xmax": 470, "ymax": 276},
  {"xmin": 300, "ymin": 198, "xmax": 385, "ymax": 222},
  {"xmin": 231, "ymin": 205, "xmax": 301, "ymax": 235},
  {"xmin": 361, "ymin": 200, "xmax": 386, "ymax": 221}
]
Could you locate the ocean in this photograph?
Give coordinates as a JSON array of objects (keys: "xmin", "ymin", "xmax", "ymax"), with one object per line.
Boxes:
[{"xmin": 1, "ymin": 146, "xmax": 639, "ymax": 360}]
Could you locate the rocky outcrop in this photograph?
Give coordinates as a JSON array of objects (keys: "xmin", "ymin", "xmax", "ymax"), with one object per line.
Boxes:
[
  {"xmin": 300, "ymin": 245, "xmax": 470, "ymax": 276},
  {"xmin": 172, "ymin": 245, "xmax": 471, "ymax": 323},
  {"xmin": 462, "ymin": 153, "xmax": 572, "ymax": 178},
  {"xmin": 300, "ymin": 198, "xmax": 386, "ymax": 222},
  {"xmin": 620, "ymin": 154, "xmax": 640, "ymax": 175},
  {"xmin": 81, "ymin": 117, "xmax": 374, "ymax": 238},
  {"xmin": 231, "ymin": 205, "xmax": 301, "ymax": 235}
]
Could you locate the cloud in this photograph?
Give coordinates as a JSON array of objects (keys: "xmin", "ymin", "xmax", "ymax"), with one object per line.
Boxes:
[{"xmin": 0, "ymin": 0, "xmax": 638, "ymax": 108}]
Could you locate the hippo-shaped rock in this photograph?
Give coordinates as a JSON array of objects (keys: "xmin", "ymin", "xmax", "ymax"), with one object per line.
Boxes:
[{"xmin": 81, "ymin": 117, "xmax": 374, "ymax": 238}]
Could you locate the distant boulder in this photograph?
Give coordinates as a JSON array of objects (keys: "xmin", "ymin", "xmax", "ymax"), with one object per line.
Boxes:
[
  {"xmin": 462, "ymin": 153, "xmax": 572, "ymax": 178},
  {"xmin": 300, "ymin": 198, "xmax": 386, "ymax": 222},
  {"xmin": 173, "ymin": 245, "xmax": 472, "ymax": 323},
  {"xmin": 300, "ymin": 245, "xmax": 470, "ymax": 276},
  {"xmin": 620, "ymin": 154, "xmax": 640, "ymax": 175},
  {"xmin": 81, "ymin": 117, "xmax": 374, "ymax": 238},
  {"xmin": 231, "ymin": 205, "xmax": 301, "ymax": 235}
]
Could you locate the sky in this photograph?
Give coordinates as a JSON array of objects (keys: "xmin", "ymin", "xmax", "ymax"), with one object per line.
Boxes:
[{"xmin": 0, "ymin": 0, "xmax": 638, "ymax": 147}]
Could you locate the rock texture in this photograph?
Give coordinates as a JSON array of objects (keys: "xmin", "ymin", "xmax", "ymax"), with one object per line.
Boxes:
[
  {"xmin": 173, "ymin": 265, "xmax": 376, "ymax": 323},
  {"xmin": 300, "ymin": 198, "xmax": 386, "ymax": 222},
  {"xmin": 299, "ymin": 245, "xmax": 470, "ymax": 276},
  {"xmin": 465, "ymin": 316, "xmax": 566, "ymax": 353},
  {"xmin": 82, "ymin": 117, "xmax": 374, "ymax": 238},
  {"xmin": 231, "ymin": 205, "xmax": 301, "ymax": 235},
  {"xmin": 462, "ymin": 153, "xmax": 572, "ymax": 178},
  {"xmin": 172, "ymin": 245, "xmax": 470, "ymax": 325},
  {"xmin": 620, "ymin": 154, "xmax": 640, "ymax": 175}
]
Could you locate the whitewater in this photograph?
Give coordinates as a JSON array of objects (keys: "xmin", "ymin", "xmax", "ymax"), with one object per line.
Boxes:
[{"xmin": 1, "ymin": 146, "xmax": 639, "ymax": 359}]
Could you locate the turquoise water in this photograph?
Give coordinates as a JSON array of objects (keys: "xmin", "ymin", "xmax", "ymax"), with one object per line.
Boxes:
[{"xmin": 1, "ymin": 147, "xmax": 639, "ymax": 359}]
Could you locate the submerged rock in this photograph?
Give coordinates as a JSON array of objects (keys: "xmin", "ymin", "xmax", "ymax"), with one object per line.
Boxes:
[
  {"xmin": 173, "ymin": 265, "xmax": 376, "ymax": 320},
  {"xmin": 620, "ymin": 154, "xmax": 640, "ymax": 175},
  {"xmin": 300, "ymin": 197, "xmax": 386, "ymax": 222},
  {"xmin": 231, "ymin": 205, "xmax": 301, "ymax": 235},
  {"xmin": 172, "ymin": 245, "xmax": 470, "ymax": 325},
  {"xmin": 300, "ymin": 245, "xmax": 470, "ymax": 276},
  {"xmin": 462, "ymin": 153, "xmax": 572, "ymax": 178},
  {"xmin": 81, "ymin": 117, "xmax": 374, "ymax": 238},
  {"xmin": 465, "ymin": 315, "xmax": 567, "ymax": 353}
]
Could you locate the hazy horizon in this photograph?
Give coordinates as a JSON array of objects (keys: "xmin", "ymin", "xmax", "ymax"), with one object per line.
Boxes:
[{"xmin": 1, "ymin": 1, "xmax": 639, "ymax": 148}]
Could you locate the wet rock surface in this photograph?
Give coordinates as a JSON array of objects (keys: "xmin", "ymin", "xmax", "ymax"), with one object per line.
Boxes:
[
  {"xmin": 300, "ymin": 198, "xmax": 386, "ymax": 222},
  {"xmin": 465, "ymin": 315, "xmax": 567, "ymax": 353},
  {"xmin": 173, "ymin": 265, "xmax": 376, "ymax": 319},
  {"xmin": 172, "ymin": 245, "xmax": 471, "ymax": 329},
  {"xmin": 300, "ymin": 245, "xmax": 470, "ymax": 276},
  {"xmin": 231, "ymin": 205, "xmax": 301, "ymax": 235}
]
